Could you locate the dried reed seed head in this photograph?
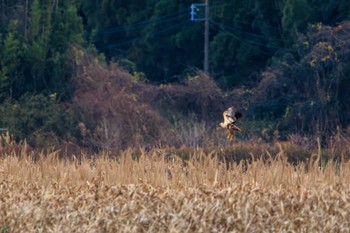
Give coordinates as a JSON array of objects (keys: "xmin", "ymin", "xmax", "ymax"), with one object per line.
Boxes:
[{"xmin": 1, "ymin": 145, "xmax": 350, "ymax": 232}]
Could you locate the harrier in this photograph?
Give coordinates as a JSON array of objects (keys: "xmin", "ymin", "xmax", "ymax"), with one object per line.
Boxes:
[{"xmin": 220, "ymin": 106, "xmax": 242, "ymax": 141}]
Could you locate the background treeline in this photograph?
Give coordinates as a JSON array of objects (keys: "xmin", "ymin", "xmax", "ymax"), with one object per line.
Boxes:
[{"xmin": 0, "ymin": 0, "xmax": 350, "ymax": 151}]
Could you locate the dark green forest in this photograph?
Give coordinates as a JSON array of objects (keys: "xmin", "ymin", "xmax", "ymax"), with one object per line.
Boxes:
[{"xmin": 1, "ymin": 0, "xmax": 350, "ymax": 151}]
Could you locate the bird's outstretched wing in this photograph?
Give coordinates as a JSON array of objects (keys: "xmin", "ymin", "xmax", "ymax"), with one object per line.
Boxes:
[
  {"xmin": 220, "ymin": 106, "xmax": 243, "ymax": 141},
  {"xmin": 227, "ymin": 107, "xmax": 242, "ymax": 123}
]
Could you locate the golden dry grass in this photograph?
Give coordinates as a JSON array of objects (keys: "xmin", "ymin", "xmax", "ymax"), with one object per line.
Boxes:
[{"xmin": 1, "ymin": 142, "xmax": 350, "ymax": 232}]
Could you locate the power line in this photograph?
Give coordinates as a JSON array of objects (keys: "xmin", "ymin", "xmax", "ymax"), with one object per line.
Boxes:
[
  {"xmin": 210, "ymin": 13, "xmax": 282, "ymax": 31},
  {"xmin": 210, "ymin": 20, "xmax": 273, "ymax": 56},
  {"xmin": 209, "ymin": 3, "xmax": 284, "ymax": 31},
  {"xmin": 95, "ymin": 14, "xmax": 188, "ymax": 36},
  {"xmin": 210, "ymin": 20, "xmax": 293, "ymax": 54},
  {"xmin": 212, "ymin": 19, "xmax": 285, "ymax": 42},
  {"xmin": 93, "ymin": 4, "xmax": 293, "ymax": 70},
  {"xmin": 91, "ymin": 8, "xmax": 189, "ymax": 36},
  {"xmin": 98, "ymin": 20, "xmax": 189, "ymax": 49},
  {"xmin": 92, "ymin": 4, "xmax": 287, "ymax": 52},
  {"xmin": 147, "ymin": 20, "xmax": 189, "ymax": 38}
]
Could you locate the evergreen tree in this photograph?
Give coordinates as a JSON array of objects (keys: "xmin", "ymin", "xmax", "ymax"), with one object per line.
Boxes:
[
  {"xmin": 17, "ymin": 0, "xmax": 85, "ymax": 99},
  {"xmin": 0, "ymin": 20, "xmax": 22, "ymax": 99}
]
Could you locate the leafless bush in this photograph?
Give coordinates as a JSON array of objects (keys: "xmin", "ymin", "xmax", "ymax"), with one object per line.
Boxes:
[
  {"xmin": 71, "ymin": 48, "xmax": 178, "ymax": 151},
  {"xmin": 153, "ymin": 72, "xmax": 226, "ymax": 121},
  {"xmin": 70, "ymin": 48, "xmax": 231, "ymax": 151}
]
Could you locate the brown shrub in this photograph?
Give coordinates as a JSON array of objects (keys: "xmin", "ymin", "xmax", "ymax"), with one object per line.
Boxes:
[
  {"xmin": 71, "ymin": 48, "xmax": 178, "ymax": 151},
  {"xmin": 152, "ymin": 72, "xmax": 226, "ymax": 121},
  {"xmin": 70, "ymin": 48, "xmax": 231, "ymax": 151}
]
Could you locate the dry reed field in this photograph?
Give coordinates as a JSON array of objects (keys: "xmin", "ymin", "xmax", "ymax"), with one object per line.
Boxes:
[{"xmin": 1, "ymin": 139, "xmax": 350, "ymax": 232}]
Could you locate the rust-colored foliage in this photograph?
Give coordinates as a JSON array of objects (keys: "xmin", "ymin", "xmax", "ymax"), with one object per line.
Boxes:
[
  {"xmin": 71, "ymin": 48, "xmax": 178, "ymax": 150},
  {"xmin": 153, "ymin": 73, "xmax": 226, "ymax": 121},
  {"xmin": 70, "ymin": 48, "xmax": 227, "ymax": 151}
]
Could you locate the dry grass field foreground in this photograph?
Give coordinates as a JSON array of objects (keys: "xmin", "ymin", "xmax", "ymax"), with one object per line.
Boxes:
[{"xmin": 1, "ymin": 141, "xmax": 350, "ymax": 232}]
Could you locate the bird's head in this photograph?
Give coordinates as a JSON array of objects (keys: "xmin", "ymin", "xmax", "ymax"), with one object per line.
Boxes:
[{"xmin": 235, "ymin": 112, "xmax": 243, "ymax": 120}]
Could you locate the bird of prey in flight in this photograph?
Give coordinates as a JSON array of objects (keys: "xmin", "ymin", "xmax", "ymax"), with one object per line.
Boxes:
[{"xmin": 220, "ymin": 107, "xmax": 242, "ymax": 141}]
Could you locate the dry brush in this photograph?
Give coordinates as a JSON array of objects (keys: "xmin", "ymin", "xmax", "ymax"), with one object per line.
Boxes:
[{"xmin": 1, "ymin": 142, "xmax": 350, "ymax": 232}]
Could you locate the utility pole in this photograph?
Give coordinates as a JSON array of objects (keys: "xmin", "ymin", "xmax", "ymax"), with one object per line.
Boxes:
[
  {"xmin": 24, "ymin": 0, "xmax": 28, "ymax": 41},
  {"xmin": 190, "ymin": 1, "xmax": 209, "ymax": 74},
  {"xmin": 204, "ymin": 0, "xmax": 209, "ymax": 74},
  {"xmin": 1, "ymin": 0, "xmax": 4, "ymax": 29}
]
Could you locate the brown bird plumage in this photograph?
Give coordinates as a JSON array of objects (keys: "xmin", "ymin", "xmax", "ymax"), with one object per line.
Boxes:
[{"xmin": 220, "ymin": 107, "xmax": 242, "ymax": 141}]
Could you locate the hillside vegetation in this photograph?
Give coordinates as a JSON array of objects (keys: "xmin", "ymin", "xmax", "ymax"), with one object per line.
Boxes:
[
  {"xmin": 1, "ymin": 1, "xmax": 350, "ymax": 150},
  {"xmin": 2, "ymin": 2, "xmax": 350, "ymax": 231}
]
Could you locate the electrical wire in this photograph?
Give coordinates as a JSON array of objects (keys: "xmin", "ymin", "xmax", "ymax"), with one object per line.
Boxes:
[
  {"xmin": 212, "ymin": 18, "xmax": 286, "ymax": 43},
  {"xmin": 95, "ymin": 13, "xmax": 189, "ymax": 36},
  {"xmin": 94, "ymin": 4, "xmax": 291, "ymax": 56},
  {"xmin": 98, "ymin": 20, "xmax": 190, "ymax": 49},
  {"xmin": 210, "ymin": 20, "xmax": 293, "ymax": 54},
  {"xmin": 210, "ymin": 20, "xmax": 272, "ymax": 56},
  {"xmin": 209, "ymin": 3, "xmax": 284, "ymax": 31},
  {"xmin": 92, "ymin": 8, "xmax": 189, "ymax": 36},
  {"xmin": 210, "ymin": 14, "xmax": 283, "ymax": 31}
]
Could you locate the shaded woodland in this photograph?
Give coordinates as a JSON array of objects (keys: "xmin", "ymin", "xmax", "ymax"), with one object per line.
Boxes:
[{"xmin": 0, "ymin": 0, "xmax": 350, "ymax": 151}]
